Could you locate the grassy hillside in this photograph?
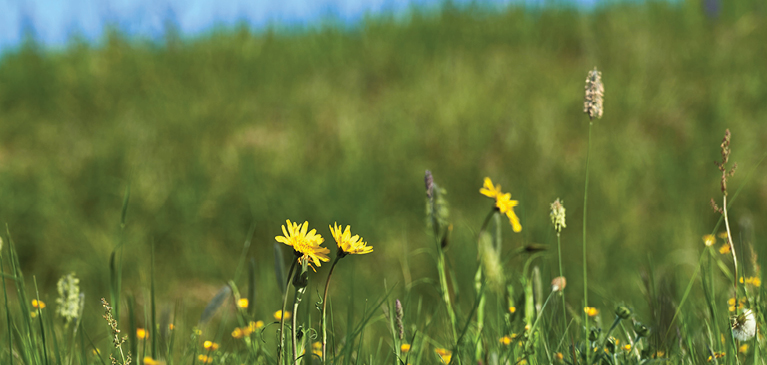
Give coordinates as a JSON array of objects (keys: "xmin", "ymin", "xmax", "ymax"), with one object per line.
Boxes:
[{"xmin": 0, "ymin": 1, "xmax": 766, "ymax": 363}]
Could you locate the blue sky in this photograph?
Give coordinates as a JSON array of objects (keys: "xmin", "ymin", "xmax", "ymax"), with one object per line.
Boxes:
[{"xmin": 0, "ymin": 0, "xmax": 601, "ymax": 53}]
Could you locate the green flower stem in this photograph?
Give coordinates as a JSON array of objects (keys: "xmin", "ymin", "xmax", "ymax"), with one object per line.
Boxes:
[
  {"xmin": 592, "ymin": 316, "xmax": 622, "ymax": 365},
  {"xmin": 582, "ymin": 121, "xmax": 593, "ymax": 350},
  {"xmin": 473, "ymin": 209, "xmax": 496, "ymax": 360},
  {"xmin": 723, "ymin": 195, "xmax": 738, "ymax": 305},
  {"xmin": 277, "ymin": 259, "xmax": 298, "ymax": 365},
  {"xmin": 292, "ymin": 284, "xmax": 306, "ymax": 365},
  {"xmin": 321, "ymin": 256, "xmax": 342, "ymax": 364},
  {"xmin": 556, "ymin": 233, "xmax": 567, "ymax": 338},
  {"xmin": 524, "ymin": 290, "xmax": 555, "ymax": 352},
  {"xmin": 437, "ymin": 248, "xmax": 458, "ymax": 342}
]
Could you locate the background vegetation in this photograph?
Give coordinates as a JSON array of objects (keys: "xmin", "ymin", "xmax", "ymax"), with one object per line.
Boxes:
[{"xmin": 0, "ymin": 0, "xmax": 766, "ymax": 362}]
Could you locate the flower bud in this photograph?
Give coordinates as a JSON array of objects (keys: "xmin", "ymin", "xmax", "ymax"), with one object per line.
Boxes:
[
  {"xmin": 634, "ymin": 322, "xmax": 649, "ymax": 337},
  {"xmin": 589, "ymin": 327, "xmax": 601, "ymax": 341},
  {"xmin": 551, "ymin": 277, "xmax": 567, "ymax": 292},
  {"xmin": 615, "ymin": 306, "xmax": 632, "ymax": 320}
]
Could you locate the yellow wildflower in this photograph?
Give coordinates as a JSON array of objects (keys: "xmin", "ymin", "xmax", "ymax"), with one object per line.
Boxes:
[
  {"xmin": 741, "ymin": 277, "xmax": 761, "ymax": 287},
  {"xmin": 500, "ymin": 336, "xmax": 513, "ymax": 345},
  {"xmin": 401, "ymin": 344, "xmax": 411, "ymax": 353},
  {"xmin": 584, "ymin": 307, "xmax": 599, "ymax": 317},
  {"xmin": 509, "ymin": 306, "xmax": 516, "ymax": 313},
  {"xmin": 169, "ymin": 324, "xmax": 175, "ymax": 330},
  {"xmin": 203, "ymin": 341, "xmax": 219, "ymax": 351},
  {"xmin": 193, "ymin": 328, "xmax": 202, "ymax": 336},
  {"xmin": 739, "ymin": 344, "xmax": 749, "ymax": 353},
  {"xmin": 622, "ymin": 344, "xmax": 631, "ymax": 351},
  {"xmin": 720, "ymin": 244, "xmax": 731, "ymax": 254},
  {"xmin": 237, "ymin": 298, "xmax": 248, "ymax": 308},
  {"xmin": 707, "ymin": 352, "xmax": 725, "ymax": 361},
  {"xmin": 718, "ymin": 232, "xmax": 729, "ymax": 239},
  {"xmin": 30, "ymin": 311, "xmax": 37, "ymax": 318},
  {"xmin": 555, "ymin": 352, "xmax": 564, "ymax": 362},
  {"xmin": 702, "ymin": 234, "xmax": 715, "ymax": 247},
  {"xmin": 143, "ymin": 357, "xmax": 164, "ymax": 365},
  {"xmin": 329, "ymin": 223, "xmax": 373, "ymax": 256},
  {"xmin": 32, "ymin": 299, "xmax": 46, "ymax": 309},
  {"xmin": 435, "ymin": 348, "xmax": 452, "ymax": 363},
  {"xmin": 137, "ymin": 328, "xmax": 148, "ymax": 340},
  {"xmin": 480, "ymin": 177, "xmax": 502, "ymax": 198},
  {"xmin": 274, "ymin": 310, "xmax": 291, "ymax": 320},
  {"xmin": 480, "ymin": 177, "xmax": 522, "ymax": 232},
  {"xmin": 197, "ymin": 355, "xmax": 212, "ymax": 364},
  {"xmin": 312, "ymin": 341, "xmax": 322, "ymax": 357},
  {"xmin": 275, "ymin": 220, "xmax": 329, "ymax": 270},
  {"xmin": 231, "ymin": 327, "xmax": 244, "ymax": 339}
]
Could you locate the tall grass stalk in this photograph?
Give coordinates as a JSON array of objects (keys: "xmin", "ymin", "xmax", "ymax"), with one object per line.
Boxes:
[
  {"xmin": 321, "ymin": 256, "xmax": 341, "ymax": 363},
  {"xmin": 582, "ymin": 120, "xmax": 593, "ymax": 343},
  {"xmin": 277, "ymin": 259, "xmax": 298, "ymax": 365}
]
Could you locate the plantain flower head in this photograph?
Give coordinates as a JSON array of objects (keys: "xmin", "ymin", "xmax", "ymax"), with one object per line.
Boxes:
[
  {"xmin": 276, "ymin": 220, "xmax": 330, "ymax": 270},
  {"xmin": 329, "ymin": 223, "xmax": 373, "ymax": 257}
]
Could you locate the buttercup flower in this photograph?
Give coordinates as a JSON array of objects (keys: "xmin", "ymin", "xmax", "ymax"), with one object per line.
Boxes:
[
  {"xmin": 137, "ymin": 328, "xmax": 148, "ymax": 340},
  {"xmin": 401, "ymin": 344, "xmax": 411, "ymax": 353},
  {"xmin": 435, "ymin": 348, "xmax": 452, "ymax": 363},
  {"xmin": 274, "ymin": 310, "xmax": 291, "ymax": 320},
  {"xmin": 275, "ymin": 220, "xmax": 330, "ymax": 270},
  {"xmin": 584, "ymin": 307, "xmax": 599, "ymax": 317},
  {"xmin": 480, "ymin": 178, "xmax": 522, "ymax": 232},
  {"xmin": 702, "ymin": 234, "xmax": 715, "ymax": 247},
  {"xmin": 329, "ymin": 223, "xmax": 373, "ymax": 256},
  {"xmin": 237, "ymin": 298, "xmax": 248, "ymax": 308}
]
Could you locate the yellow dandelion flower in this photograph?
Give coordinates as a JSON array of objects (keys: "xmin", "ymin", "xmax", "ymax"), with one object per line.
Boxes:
[
  {"xmin": 137, "ymin": 328, "xmax": 148, "ymax": 340},
  {"xmin": 480, "ymin": 178, "xmax": 522, "ymax": 232},
  {"xmin": 203, "ymin": 341, "xmax": 219, "ymax": 351},
  {"xmin": 739, "ymin": 344, "xmax": 749, "ymax": 353},
  {"xmin": 197, "ymin": 354, "xmax": 212, "ymax": 364},
  {"xmin": 330, "ymin": 223, "xmax": 373, "ymax": 256},
  {"xmin": 509, "ymin": 306, "xmax": 516, "ymax": 313},
  {"xmin": 401, "ymin": 344, "xmax": 411, "ymax": 353},
  {"xmin": 231, "ymin": 328, "xmax": 244, "ymax": 339},
  {"xmin": 496, "ymin": 193, "xmax": 522, "ymax": 232},
  {"xmin": 435, "ymin": 348, "xmax": 452, "ymax": 363},
  {"xmin": 276, "ymin": 220, "xmax": 329, "ymax": 270},
  {"xmin": 720, "ymin": 244, "xmax": 731, "ymax": 254},
  {"xmin": 274, "ymin": 310, "xmax": 291, "ymax": 320},
  {"xmin": 702, "ymin": 234, "xmax": 715, "ymax": 247},
  {"xmin": 480, "ymin": 177, "xmax": 502, "ymax": 199},
  {"xmin": 584, "ymin": 307, "xmax": 599, "ymax": 317},
  {"xmin": 500, "ymin": 336, "xmax": 513, "ymax": 345},
  {"xmin": 237, "ymin": 298, "xmax": 248, "ymax": 308},
  {"xmin": 32, "ymin": 299, "xmax": 46, "ymax": 309}
]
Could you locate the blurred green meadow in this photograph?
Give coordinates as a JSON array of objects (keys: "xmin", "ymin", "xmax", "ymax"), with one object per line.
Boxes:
[{"xmin": 1, "ymin": 0, "xmax": 767, "ymax": 363}]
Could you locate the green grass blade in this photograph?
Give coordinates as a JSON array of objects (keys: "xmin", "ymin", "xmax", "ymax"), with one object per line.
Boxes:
[{"xmin": 150, "ymin": 239, "xmax": 158, "ymax": 359}]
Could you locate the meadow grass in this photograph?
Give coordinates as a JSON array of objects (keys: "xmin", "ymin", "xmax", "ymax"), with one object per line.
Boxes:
[{"xmin": 1, "ymin": 0, "xmax": 767, "ymax": 364}]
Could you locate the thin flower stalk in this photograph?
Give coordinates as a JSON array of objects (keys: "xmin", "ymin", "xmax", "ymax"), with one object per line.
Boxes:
[{"xmin": 321, "ymin": 223, "xmax": 372, "ymax": 363}]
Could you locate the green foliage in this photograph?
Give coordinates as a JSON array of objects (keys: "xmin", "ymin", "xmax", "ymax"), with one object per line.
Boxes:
[{"xmin": 0, "ymin": 1, "xmax": 767, "ymax": 364}]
